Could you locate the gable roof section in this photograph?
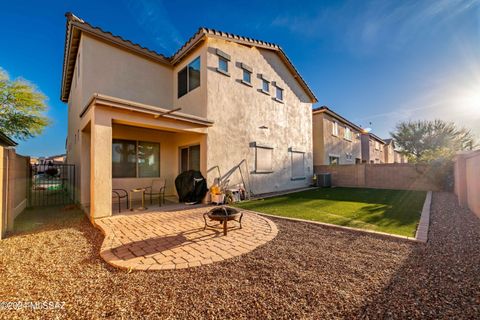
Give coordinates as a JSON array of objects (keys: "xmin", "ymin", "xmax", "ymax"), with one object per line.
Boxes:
[
  {"xmin": 61, "ymin": 13, "xmax": 317, "ymax": 103},
  {"xmin": 367, "ymin": 132, "xmax": 386, "ymax": 144},
  {"xmin": 312, "ymin": 106, "xmax": 363, "ymax": 132},
  {"xmin": 0, "ymin": 131, "xmax": 17, "ymax": 147}
]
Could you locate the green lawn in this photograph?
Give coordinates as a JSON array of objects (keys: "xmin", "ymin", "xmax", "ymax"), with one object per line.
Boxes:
[{"xmin": 234, "ymin": 188, "xmax": 426, "ymax": 237}]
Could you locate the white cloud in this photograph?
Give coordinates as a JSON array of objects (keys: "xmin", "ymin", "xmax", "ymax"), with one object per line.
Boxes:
[{"xmin": 271, "ymin": 0, "xmax": 479, "ymax": 53}]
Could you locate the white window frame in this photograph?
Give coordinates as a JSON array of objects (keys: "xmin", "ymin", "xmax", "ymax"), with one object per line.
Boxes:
[
  {"xmin": 240, "ymin": 62, "xmax": 253, "ymax": 86},
  {"xmin": 215, "ymin": 49, "xmax": 230, "ymax": 76},
  {"xmin": 332, "ymin": 121, "xmax": 339, "ymax": 136},
  {"xmin": 259, "ymin": 74, "xmax": 270, "ymax": 95},
  {"xmin": 344, "ymin": 127, "xmax": 352, "ymax": 141},
  {"xmin": 272, "ymin": 81, "xmax": 284, "ymax": 103}
]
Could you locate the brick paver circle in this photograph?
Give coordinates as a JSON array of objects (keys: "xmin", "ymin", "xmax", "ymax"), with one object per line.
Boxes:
[{"xmin": 95, "ymin": 207, "xmax": 278, "ymax": 271}]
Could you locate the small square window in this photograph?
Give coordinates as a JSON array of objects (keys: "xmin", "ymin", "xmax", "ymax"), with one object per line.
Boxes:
[
  {"xmin": 275, "ymin": 86, "xmax": 283, "ymax": 101},
  {"xmin": 218, "ymin": 57, "xmax": 228, "ymax": 73},
  {"xmin": 243, "ymin": 69, "xmax": 251, "ymax": 83},
  {"xmin": 262, "ymin": 79, "xmax": 269, "ymax": 93}
]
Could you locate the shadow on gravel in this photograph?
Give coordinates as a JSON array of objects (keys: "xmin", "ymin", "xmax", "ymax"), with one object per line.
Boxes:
[
  {"xmin": 10, "ymin": 205, "xmax": 86, "ymax": 236},
  {"xmin": 344, "ymin": 192, "xmax": 480, "ymax": 318}
]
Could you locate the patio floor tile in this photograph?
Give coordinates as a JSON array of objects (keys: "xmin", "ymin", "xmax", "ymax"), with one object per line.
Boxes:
[{"xmin": 95, "ymin": 207, "xmax": 278, "ymax": 271}]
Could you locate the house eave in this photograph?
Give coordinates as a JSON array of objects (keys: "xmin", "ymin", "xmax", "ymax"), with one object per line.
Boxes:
[{"xmin": 80, "ymin": 94, "xmax": 214, "ymax": 127}]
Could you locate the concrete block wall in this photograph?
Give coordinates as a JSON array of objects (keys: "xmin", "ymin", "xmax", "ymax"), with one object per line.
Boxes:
[{"xmin": 314, "ymin": 163, "xmax": 442, "ymax": 191}]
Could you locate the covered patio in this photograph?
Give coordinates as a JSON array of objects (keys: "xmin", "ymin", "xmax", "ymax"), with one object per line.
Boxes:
[{"xmin": 77, "ymin": 94, "xmax": 212, "ymax": 220}]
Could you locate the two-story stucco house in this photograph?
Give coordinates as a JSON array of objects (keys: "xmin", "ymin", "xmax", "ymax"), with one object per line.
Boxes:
[
  {"xmin": 361, "ymin": 133, "xmax": 386, "ymax": 164},
  {"xmin": 61, "ymin": 13, "xmax": 317, "ymax": 220},
  {"xmin": 312, "ymin": 106, "xmax": 363, "ymax": 165},
  {"xmin": 383, "ymin": 139, "xmax": 396, "ymax": 163}
]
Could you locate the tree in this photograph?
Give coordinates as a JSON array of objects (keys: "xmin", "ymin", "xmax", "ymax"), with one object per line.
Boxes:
[
  {"xmin": 0, "ymin": 68, "xmax": 50, "ymax": 140},
  {"xmin": 391, "ymin": 119, "xmax": 477, "ymax": 162}
]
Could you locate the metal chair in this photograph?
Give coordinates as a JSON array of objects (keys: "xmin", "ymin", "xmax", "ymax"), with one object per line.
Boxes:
[
  {"xmin": 144, "ymin": 179, "xmax": 166, "ymax": 206},
  {"xmin": 112, "ymin": 189, "xmax": 129, "ymax": 213}
]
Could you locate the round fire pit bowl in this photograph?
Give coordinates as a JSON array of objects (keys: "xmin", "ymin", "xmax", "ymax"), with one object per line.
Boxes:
[{"xmin": 203, "ymin": 206, "xmax": 243, "ymax": 236}]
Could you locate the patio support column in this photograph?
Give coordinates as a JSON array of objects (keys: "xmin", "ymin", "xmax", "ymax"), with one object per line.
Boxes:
[{"xmin": 90, "ymin": 110, "xmax": 112, "ymax": 220}]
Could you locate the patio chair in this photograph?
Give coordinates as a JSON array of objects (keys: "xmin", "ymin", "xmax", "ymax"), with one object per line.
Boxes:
[
  {"xmin": 144, "ymin": 179, "xmax": 166, "ymax": 206},
  {"xmin": 112, "ymin": 189, "xmax": 129, "ymax": 213}
]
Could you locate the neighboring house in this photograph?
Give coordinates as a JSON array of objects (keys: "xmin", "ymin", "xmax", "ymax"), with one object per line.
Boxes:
[
  {"xmin": 0, "ymin": 131, "xmax": 29, "ymax": 240},
  {"xmin": 383, "ymin": 139, "xmax": 396, "ymax": 163},
  {"xmin": 312, "ymin": 106, "xmax": 362, "ymax": 165},
  {"xmin": 361, "ymin": 133, "xmax": 386, "ymax": 164},
  {"xmin": 394, "ymin": 151, "xmax": 408, "ymax": 163},
  {"xmin": 61, "ymin": 13, "xmax": 317, "ymax": 220}
]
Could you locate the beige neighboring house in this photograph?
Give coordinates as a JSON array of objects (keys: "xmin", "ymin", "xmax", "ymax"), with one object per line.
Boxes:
[
  {"xmin": 383, "ymin": 139, "xmax": 396, "ymax": 163},
  {"xmin": 394, "ymin": 150, "xmax": 408, "ymax": 163},
  {"xmin": 61, "ymin": 13, "xmax": 317, "ymax": 220},
  {"xmin": 361, "ymin": 133, "xmax": 386, "ymax": 164},
  {"xmin": 312, "ymin": 106, "xmax": 362, "ymax": 165}
]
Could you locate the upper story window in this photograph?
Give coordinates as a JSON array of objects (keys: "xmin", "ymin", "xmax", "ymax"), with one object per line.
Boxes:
[
  {"xmin": 344, "ymin": 127, "xmax": 352, "ymax": 141},
  {"xmin": 178, "ymin": 56, "xmax": 200, "ymax": 98},
  {"xmin": 273, "ymin": 81, "xmax": 284, "ymax": 102},
  {"xmin": 215, "ymin": 49, "xmax": 230, "ymax": 75},
  {"xmin": 243, "ymin": 69, "xmax": 251, "ymax": 83},
  {"xmin": 240, "ymin": 63, "xmax": 252, "ymax": 86},
  {"xmin": 218, "ymin": 58, "xmax": 228, "ymax": 73},
  {"xmin": 375, "ymin": 141, "xmax": 380, "ymax": 150},
  {"xmin": 262, "ymin": 79, "xmax": 269, "ymax": 93},
  {"xmin": 259, "ymin": 74, "xmax": 270, "ymax": 94},
  {"xmin": 276, "ymin": 87, "xmax": 283, "ymax": 101},
  {"xmin": 332, "ymin": 121, "xmax": 339, "ymax": 136}
]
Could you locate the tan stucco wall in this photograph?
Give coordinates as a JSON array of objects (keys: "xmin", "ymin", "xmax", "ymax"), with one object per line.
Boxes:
[
  {"xmin": 312, "ymin": 113, "xmax": 362, "ymax": 165},
  {"xmin": 312, "ymin": 113, "xmax": 325, "ymax": 166},
  {"xmin": 384, "ymin": 144, "xmax": 395, "ymax": 163},
  {"xmin": 204, "ymin": 37, "xmax": 313, "ymax": 194},
  {"xmin": 172, "ymin": 44, "xmax": 208, "ymax": 118},
  {"xmin": 81, "ymin": 35, "xmax": 173, "ymax": 110}
]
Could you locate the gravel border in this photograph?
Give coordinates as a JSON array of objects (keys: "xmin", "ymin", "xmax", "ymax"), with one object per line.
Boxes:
[{"xmin": 0, "ymin": 192, "xmax": 478, "ymax": 319}]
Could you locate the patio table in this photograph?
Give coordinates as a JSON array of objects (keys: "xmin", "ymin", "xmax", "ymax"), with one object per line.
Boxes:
[{"xmin": 129, "ymin": 188, "xmax": 147, "ymax": 211}]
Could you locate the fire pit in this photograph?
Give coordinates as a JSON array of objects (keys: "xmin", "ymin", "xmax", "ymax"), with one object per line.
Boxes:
[{"xmin": 203, "ymin": 206, "xmax": 243, "ymax": 236}]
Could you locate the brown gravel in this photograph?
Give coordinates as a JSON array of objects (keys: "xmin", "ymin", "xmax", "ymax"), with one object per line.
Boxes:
[{"xmin": 0, "ymin": 192, "xmax": 478, "ymax": 319}]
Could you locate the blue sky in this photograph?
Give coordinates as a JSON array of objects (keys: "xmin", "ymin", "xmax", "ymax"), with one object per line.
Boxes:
[{"xmin": 1, "ymin": 0, "xmax": 479, "ymax": 157}]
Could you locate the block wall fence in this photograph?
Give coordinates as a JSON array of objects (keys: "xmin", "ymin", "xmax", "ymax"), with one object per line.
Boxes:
[{"xmin": 314, "ymin": 163, "xmax": 442, "ymax": 191}]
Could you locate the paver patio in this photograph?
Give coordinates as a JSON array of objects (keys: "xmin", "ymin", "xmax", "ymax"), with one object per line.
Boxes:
[{"xmin": 95, "ymin": 207, "xmax": 278, "ymax": 270}]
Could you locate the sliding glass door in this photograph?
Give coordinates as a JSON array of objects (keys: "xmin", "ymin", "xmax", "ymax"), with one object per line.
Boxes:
[{"xmin": 180, "ymin": 145, "xmax": 200, "ymax": 173}]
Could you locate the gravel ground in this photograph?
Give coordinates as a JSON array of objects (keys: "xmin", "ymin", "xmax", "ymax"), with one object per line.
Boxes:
[{"xmin": 0, "ymin": 192, "xmax": 478, "ymax": 319}]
